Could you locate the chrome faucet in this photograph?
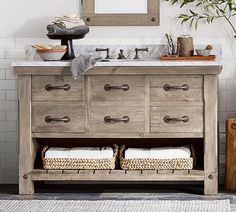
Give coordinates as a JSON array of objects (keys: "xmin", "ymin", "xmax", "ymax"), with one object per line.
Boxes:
[{"xmin": 134, "ymin": 48, "xmax": 149, "ymax": 60}]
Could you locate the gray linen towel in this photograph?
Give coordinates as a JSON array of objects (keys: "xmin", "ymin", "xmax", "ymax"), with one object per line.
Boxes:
[
  {"xmin": 70, "ymin": 54, "xmax": 102, "ymax": 79},
  {"xmin": 47, "ymin": 24, "xmax": 89, "ymax": 35}
]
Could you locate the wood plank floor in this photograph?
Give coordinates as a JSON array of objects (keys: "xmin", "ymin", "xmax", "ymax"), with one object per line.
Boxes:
[{"xmin": 0, "ymin": 184, "xmax": 235, "ymax": 211}]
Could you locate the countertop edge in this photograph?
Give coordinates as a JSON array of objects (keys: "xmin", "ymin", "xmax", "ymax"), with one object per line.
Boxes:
[{"xmin": 11, "ymin": 60, "xmax": 223, "ymax": 68}]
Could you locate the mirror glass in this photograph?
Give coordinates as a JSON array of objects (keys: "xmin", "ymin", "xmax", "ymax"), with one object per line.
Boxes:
[{"xmin": 95, "ymin": 0, "xmax": 148, "ymax": 14}]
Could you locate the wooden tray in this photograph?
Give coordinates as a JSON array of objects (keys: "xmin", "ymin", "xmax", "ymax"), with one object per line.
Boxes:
[{"xmin": 160, "ymin": 55, "xmax": 216, "ymax": 61}]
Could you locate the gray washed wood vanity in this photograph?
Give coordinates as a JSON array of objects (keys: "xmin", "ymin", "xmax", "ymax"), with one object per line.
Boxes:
[{"xmin": 13, "ymin": 60, "xmax": 222, "ymax": 195}]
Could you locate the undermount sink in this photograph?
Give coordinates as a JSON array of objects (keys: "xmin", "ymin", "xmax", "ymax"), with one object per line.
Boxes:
[{"xmin": 99, "ymin": 59, "xmax": 156, "ymax": 62}]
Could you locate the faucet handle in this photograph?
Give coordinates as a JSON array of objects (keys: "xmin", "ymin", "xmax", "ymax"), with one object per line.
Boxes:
[
  {"xmin": 96, "ymin": 48, "xmax": 111, "ymax": 59},
  {"xmin": 117, "ymin": 49, "xmax": 126, "ymax": 60},
  {"xmin": 134, "ymin": 48, "xmax": 149, "ymax": 60}
]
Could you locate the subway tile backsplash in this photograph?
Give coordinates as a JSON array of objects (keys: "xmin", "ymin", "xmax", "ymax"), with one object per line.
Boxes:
[
  {"xmin": 26, "ymin": 44, "xmax": 223, "ymax": 61},
  {"xmin": 0, "ymin": 37, "xmax": 234, "ymax": 184}
]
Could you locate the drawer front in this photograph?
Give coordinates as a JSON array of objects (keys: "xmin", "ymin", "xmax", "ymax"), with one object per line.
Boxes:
[
  {"xmin": 150, "ymin": 75, "xmax": 203, "ymax": 102},
  {"xmin": 91, "ymin": 107, "xmax": 145, "ymax": 133},
  {"xmin": 90, "ymin": 76, "xmax": 145, "ymax": 105},
  {"xmin": 32, "ymin": 107, "xmax": 85, "ymax": 133},
  {"xmin": 32, "ymin": 76, "xmax": 84, "ymax": 102},
  {"xmin": 151, "ymin": 106, "xmax": 203, "ymax": 133}
]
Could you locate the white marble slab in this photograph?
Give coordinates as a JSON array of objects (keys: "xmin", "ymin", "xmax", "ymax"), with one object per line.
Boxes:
[{"xmin": 11, "ymin": 59, "xmax": 223, "ymax": 67}]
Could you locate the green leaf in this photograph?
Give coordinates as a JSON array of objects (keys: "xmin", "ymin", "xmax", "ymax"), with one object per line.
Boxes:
[
  {"xmin": 180, "ymin": 2, "xmax": 186, "ymax": 7},
  {"xmin": 207, "ymin": 17, "xmax": 211, "ymax": 23},
  {"xmin": 190, "ymin": 18, "xmax": 194, "ymax": 28},
  {"xmin": 219, "ymin": 9, "xmax": 225, "ymax": 14},
  {"xmin": 203, "ymin": 12, "xmax": 210, "ymax": 16},
  {"xmin": 179, "ymin": 14, "xmax": 191, "ymax": 19},
  {"xmin": 189, "ymin": 9, "xmax": 198, "ymax": 16},
  {"xmin": 172, "ymin": 0, "xmax": 179, "ymax": 5},
  {"xmin": 196, "ymin": 2, "xmax": 202, "ymax": 7},
  {"xmin": 195, "ymin": 18, "xmax": 199, "ymax": 30}
]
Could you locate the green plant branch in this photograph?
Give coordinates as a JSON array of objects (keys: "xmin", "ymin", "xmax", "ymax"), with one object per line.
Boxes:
[
  {"xmin": 167, "ymin": 0, "xmax": 236, "ymax": 37},
  {"xmin": 213, "ymin": 0, "xmax": 236, "ymax": 35}
]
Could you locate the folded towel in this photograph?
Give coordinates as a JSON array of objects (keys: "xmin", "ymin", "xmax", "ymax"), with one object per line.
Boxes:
[
  {"xmin": 68, "ymin": 147, "xmax": 113, "ymax": 159},
  {"xmin": 125, "ymin": 148, "xmax": 150, "ymax": 159},
  {"xmin": 70, "ymin": 54, "xmax": 102, "ymax": 79},
  {"xmin": 44, "ymin": 147, "xmax": 114, "ymax": 159},
  {"xmin": 56, "ymin": 14, "xmax": 84, "ymax": 23},
  {"xmin": 55, "ymin": 16, "xmax": 85, "ymax": 28},
  {"xmin": 125, "ymin": 146, "xmax": 191, "ymax": 159},
  {"xmin": 47, "ymin": 24, "xmax": 89, "ymax": 35},
  {"xmin": 45, "ymin": 147, "xmax": 70, "ymax": 158}
]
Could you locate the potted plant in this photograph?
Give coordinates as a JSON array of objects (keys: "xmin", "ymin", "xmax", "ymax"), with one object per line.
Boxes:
[{"xmin": 166, "ymin": 0, "xmax": 236, "ymax": 37}]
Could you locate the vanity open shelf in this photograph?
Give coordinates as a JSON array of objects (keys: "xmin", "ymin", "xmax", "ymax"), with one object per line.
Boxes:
[
  {"xmin": 30, "ymin": 137, "xmax": 204, "ymax": 183},
  {"xmin": 13, "ymin": 62, "xmax": 222, "ymax": 195},
  {"xmin": 29, "ymin": 169, "xmax": 204, "ymax": 182}
]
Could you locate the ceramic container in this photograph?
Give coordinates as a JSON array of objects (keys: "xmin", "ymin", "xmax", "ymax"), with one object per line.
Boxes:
[
  {"xmin": 37, "ymin": 49, "xmax": 67, "ymax": 61},
  {"xmin": 195, "ymin": 49, "xmax": 211, "ymax": 56}
]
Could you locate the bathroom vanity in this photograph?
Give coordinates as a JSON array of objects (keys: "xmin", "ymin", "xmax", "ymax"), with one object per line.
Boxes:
[{"xmin": 13, "ymin": 60, "xmax": 222, "ymax": 195}]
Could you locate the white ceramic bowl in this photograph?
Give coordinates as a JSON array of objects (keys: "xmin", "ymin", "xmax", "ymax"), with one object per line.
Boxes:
[
  {"xmin": 195, "ymin": 49, "xmax": 211, "ymax": 56},
  {"xmin": 37, "ymin": 49, "xmax": 66, "ymax": 61}
]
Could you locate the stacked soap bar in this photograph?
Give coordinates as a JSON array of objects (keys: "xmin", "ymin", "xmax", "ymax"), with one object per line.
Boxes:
[{"xmin": 45, "ymin": 147, "xmax": 114, "ymax": 159}]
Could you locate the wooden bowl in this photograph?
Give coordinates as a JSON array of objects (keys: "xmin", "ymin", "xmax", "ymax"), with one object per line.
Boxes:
[{"xmin": 36, "ymin": 49, "xmax": 67, "ymax": 61}]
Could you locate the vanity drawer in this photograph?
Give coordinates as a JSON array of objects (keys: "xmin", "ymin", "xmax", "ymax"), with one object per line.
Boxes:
[
  {"xmin": 150, "ymin": 75, "xmax": 203, "ymax": 102},
  {"xmin": 32, "ymin": 76, "xmax": 85, "ymax": 102},
  {"xmin": 90, "ymin": 76, "xmax": 145, "ymax": 105},
  {"xmin": 90, "ymin": 107, "xmax": 145, "ymax": 133},
  {"xmin": 151, "ymin": 106, "xmax": 203, "ymax": 133},
  {"xmin": 32, "ymin": 106, "xmax": 85, "ymax": 133}
]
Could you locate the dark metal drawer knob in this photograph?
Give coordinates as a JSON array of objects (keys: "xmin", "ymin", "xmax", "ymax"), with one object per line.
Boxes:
[
  {"xmin": 45, "ymin": 84, "xmax": 71, "ymax": 91},
  {"xmin": 163, "ymin": 116, "xmax": 189, "ymax": 123},
  {"xmin": 104, "ymin": 84, "xmax": 129, "ymax": 91},
  {"xmin": 232, "ymin": 123, "xmax": 236, "ymax": 129},
  {"xmin": 45, "ymin": 116, "xmax": 70, "ymax": 123},
  {"xmin": 104, "ymin": 116, "xmax": 130, "ymax": 123},
  {"xmin": 163, "ymin": 84, "xmax": 189, "ymax": 91}
]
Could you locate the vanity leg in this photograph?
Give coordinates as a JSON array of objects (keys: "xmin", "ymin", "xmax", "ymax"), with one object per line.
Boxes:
[
  {"xmin": 18, "ymin": 76, "xmax": 35, "ymax": 194},
  {"xmin": 204, "ymin": 75, "xmax": 218, "ymax": 195}
]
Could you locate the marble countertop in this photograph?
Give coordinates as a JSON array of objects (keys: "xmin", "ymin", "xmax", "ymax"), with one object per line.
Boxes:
[{"xmin": 11, "ymin": 59, "xmax": 223, "ymax": 67}]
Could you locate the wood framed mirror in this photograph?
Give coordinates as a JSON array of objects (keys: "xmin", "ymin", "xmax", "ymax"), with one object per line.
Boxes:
[{"xmin": 81, "ymin": 0, "xmax": 160, "ymax": 26}]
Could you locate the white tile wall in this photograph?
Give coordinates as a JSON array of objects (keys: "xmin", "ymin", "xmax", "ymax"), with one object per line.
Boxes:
[
  {"xmin": 0, "ymin": 70, "xmax": 5, "ymax": 80},
  {"xmin": 0, "ymin": 38, "xmax": 15, "ymax": 48},
  {"xmin": 0, "ymin": 37, "xmax": 233, "ymax": 185}
]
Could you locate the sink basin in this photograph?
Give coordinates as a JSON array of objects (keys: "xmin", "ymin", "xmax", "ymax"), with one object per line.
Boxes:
[
  {"xmin": 97, "ymin": 59, "xmax": 161, "ymax": 67},
  {"xmin": 100, "ymin": 59, "xmax": 155, "ymax": 62}
]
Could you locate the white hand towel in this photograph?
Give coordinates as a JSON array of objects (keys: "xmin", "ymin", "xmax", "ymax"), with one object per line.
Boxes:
[
  {"xmin": 68, "ymin": 147, "xmax": 114, "ymax": 159},
  {"xmin": 125, "ymin": 148, "xmax": 150, "ymax": 159},
  {"xmin": 149, "ymin": 146, "xmax": 191, "ymax": 159},
  {"xmin": 125, "ymin": 147, "xmax": 191, "ymax": 159},
  {"xmin": 45, "ymin": 147, "xmax": 114, "ymax": 159},
  {"xmin": 45, "ymin": 147, "xmax": 70, "ymax": 159}
]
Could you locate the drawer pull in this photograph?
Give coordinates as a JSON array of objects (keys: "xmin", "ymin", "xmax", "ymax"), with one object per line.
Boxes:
[
  {"xmin": 163, "ymin": 84, "xmax": 189, "ymax": 91},
  {"xmin": 45, "ymin": 116, "xmax": 70, "ymax": 123},
  {"xmin": 45, "ymin": 84, "xmax": 71, "ymax": 91},
  {"xmin": 104, "ymin": 84, "xmax": 129, "ymax": 91},
  {"xmin": 104, "ymin": 116, "xmax": 130, "ymax": 123},
  {"xmin": 232, "ymin": 123, "xmax": 236, "ymax": 129},
  {"xmin": 163, "ymin": 116, "xmax": 189, "ymax": 123}
]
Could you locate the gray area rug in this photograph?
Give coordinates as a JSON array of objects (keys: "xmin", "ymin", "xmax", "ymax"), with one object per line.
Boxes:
[{"xmin": 0, "ymin": 200, "xmax": 230, "ymax": 212}]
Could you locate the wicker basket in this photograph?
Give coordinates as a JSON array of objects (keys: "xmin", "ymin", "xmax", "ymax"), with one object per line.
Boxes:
[
  {"xmin": 120, "ymin": 145, "xmax": 196, "ymax": 170},
  {"xmin": 42, "ymin": 144, "xmax": 119, "ymax": 170}
]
